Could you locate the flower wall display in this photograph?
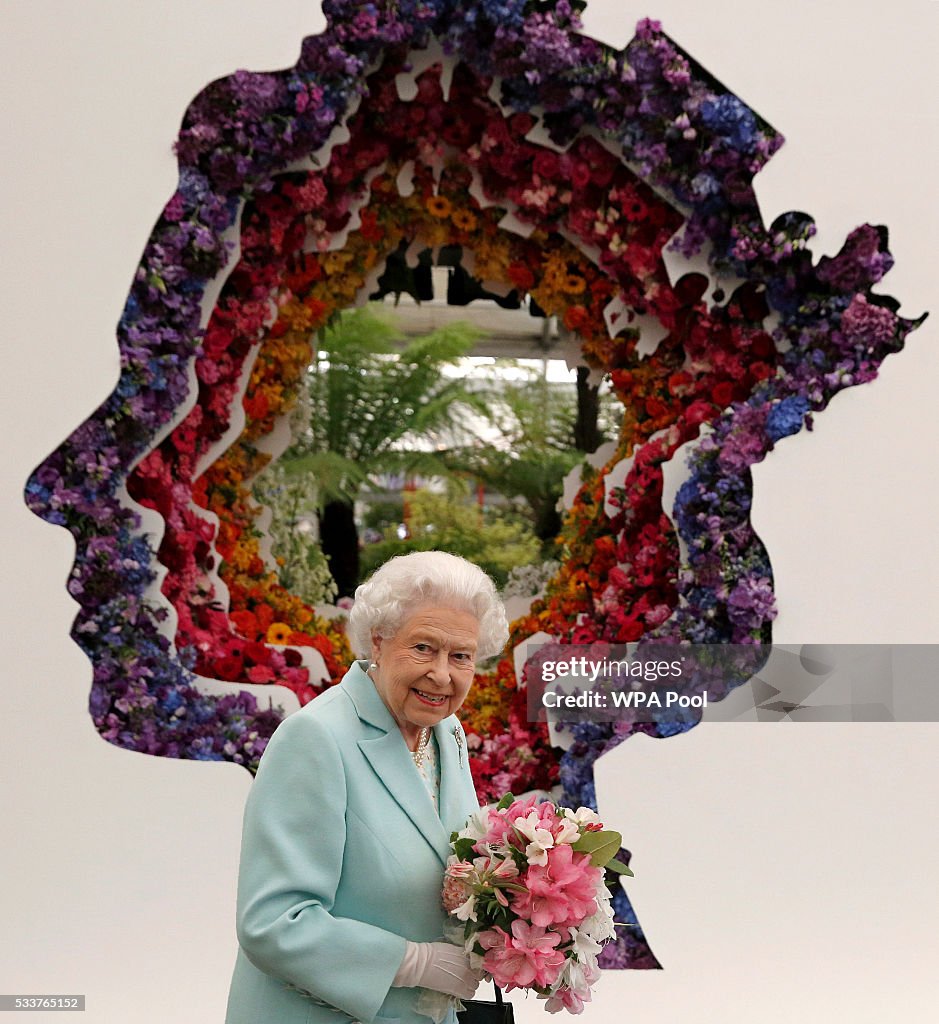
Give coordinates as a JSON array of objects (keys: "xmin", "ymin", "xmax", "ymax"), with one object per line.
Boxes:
[{"xmin": 25, "ymin": 0, "xmax": 924, "ymax": 971}]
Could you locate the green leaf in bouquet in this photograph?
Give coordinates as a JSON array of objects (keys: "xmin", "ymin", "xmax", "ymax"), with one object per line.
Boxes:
[
  {"xmin": 453, "ymin": 837, "xmax": 476, "ymax": 861},
  {"xmin": 496, "ymin": 793, "xmax": 515, "ymax": 811},
  {"xmin": 491, "ymin": 903, "xmax": 513, "ymax": 932},
  {"xmin": 498, "ymin": 882, "xmax": 528, "ymax": 894},
  {"xmin": 572, "ymin": 829, "xmax": 626, "ymax": 869},
  {"xmin": 605, "ymin": 857, "xmax": 634, "ymax": 877}
]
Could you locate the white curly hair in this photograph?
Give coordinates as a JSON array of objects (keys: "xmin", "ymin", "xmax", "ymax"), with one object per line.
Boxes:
[{"xmin": 347, "ymin": 551, "xmax": 509, "ymax": 660}]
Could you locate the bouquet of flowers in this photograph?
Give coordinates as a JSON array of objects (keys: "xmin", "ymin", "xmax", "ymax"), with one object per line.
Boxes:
[{"xmin": 443, "ymin": 794, "xmax": 632, "ymax": 1014}]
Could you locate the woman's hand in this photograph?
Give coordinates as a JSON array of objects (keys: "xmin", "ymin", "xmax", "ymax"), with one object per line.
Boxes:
[{"xmin": 392, "ymin": 940, "xmax": 482, "ymax": 999}]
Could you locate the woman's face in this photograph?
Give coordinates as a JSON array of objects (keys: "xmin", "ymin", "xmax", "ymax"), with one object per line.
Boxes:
[{"xmin": 370, "ymin": 603, "xmax": 479, "ymax": 740}]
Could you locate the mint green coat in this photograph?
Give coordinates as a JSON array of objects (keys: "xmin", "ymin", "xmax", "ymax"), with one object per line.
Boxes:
[{"xmin": 225, "ymin": 661, "xmax": 479, "ymax": 1024}]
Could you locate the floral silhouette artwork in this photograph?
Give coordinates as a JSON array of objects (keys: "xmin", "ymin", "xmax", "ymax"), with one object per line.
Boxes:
[{"xmin": 24, "ymin": 1, "xmax": 924, "ymax": 970}]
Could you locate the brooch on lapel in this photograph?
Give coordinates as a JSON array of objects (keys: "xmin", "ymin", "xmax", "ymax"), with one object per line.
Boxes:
[{"xmin": 452, "ymin": 725, "xmax": 464, "ymax": 767}]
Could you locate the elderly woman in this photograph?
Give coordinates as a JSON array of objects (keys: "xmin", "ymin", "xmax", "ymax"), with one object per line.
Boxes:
[{"xmin": 225, "ymin": 551, "xmax": 509, "ymax": 1024}]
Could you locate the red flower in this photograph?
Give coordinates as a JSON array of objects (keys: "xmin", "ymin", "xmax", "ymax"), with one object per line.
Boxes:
[
  {"xmin": 213, "ymin": 656, "xmax": 244, "ymax": 679},
  {"xmin": 230, "ymin": 610, "xmax": 260, "ymax": 639},
  {"xmin": 244, "ymin": 641, "xmax": 272, "ymax": 666},
  {"xmin": 570, "ymin": 161, "xmax": 592, "ymax": 190},
  {"xmin": 358, "ymin": 208, "xmax": 384, "ymax": 243},
  {"xmin": 711, "ymin": 381, "xmax": 734, "ymax": 407},
  {"xmin": 644, "ymin": 396, "xmax": 670, "ymax": 419},
  {"xmin": 750, "ymin": 332, "xmax": 775, "ymax": 358},
  {"xmin": 563, "ymin": 305, "xmax": 590, "ymax": 331},
  {"xmin": 507, "ymin": 263, "xmax": 535, "ymax": 291},
  {"xmin": 533, "ymin": 150, "xmax": 559, "ymax": 181},
  {"xmin": 243, "ymin": 392, "xmax": 269, "ymax": 420},
  {"xmin": 748, "ymin": 361, "xmax": 774, "ymax": 381},
  {"xmin": 304, "ymin": 297, "xmax": 329, "ymax": 324},
  {"xmin": 685, "ymin": 399, "xmax": 713, "ymax": 426},
  {"xmin": 254, "ymin": 604, "xmax": 275, "ymax": 632},
  {"xmin": 509, "ymin": 112, "xmax": 536, "ymax": 136}
]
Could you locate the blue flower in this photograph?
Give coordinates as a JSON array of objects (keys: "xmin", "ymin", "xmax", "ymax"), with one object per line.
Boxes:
[
  {"xmin": 766, "ymin": 395, "xmax": 809, "ymax": 442},
  {"xmin": 161, "ymin": 690, "xmax": 184, "ymax": 713},
  {"xmin": 700, "ymin": 94, "xmax": 758, "ymax": 152}
]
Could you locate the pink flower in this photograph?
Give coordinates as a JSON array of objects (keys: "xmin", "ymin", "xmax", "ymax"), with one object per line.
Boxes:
[
  {"xmin": 512, "ymin": 844, "xmax": 601, "ymax": 928},
  {"xmin": 544, "ymin": 986, "xmax": 587, "ymax": 1014},
  {"xmin": 483, "ymin": 795, "xmax": 537, "ymax": 846},
  {"xmin": 544, "ymin": 987, "xmax": 581, "ymax": 1011},
  {"xmin": 480, "ymin": 921, "xmax": 566, "ymax": 992},
  {"xmin": 482, "ymin": 807, "xmax": 516, "ymax": 848}
]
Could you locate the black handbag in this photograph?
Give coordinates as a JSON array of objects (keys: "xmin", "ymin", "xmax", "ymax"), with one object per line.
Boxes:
[{"xmin": 457, "ymin": 985, "xmax": 514, "ymax": 1024}]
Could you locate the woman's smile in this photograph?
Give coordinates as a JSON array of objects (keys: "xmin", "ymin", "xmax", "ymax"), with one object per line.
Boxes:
[{"xmin": 413, "ymin": 688, "xmax": 448, "ymax": 706}]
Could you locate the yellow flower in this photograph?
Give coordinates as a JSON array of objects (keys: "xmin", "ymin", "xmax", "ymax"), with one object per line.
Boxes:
[
  {"xmin": 451, "ymin": 208, "xmax": 477, "ymax": 232},
  {"xmin": 228, "ymin": 546, "xmax": 254, "ymax": 572},
  {"xmin": 266, "ymin": 622, "xmax": 293, "ymax": 645},
  {"xmin": 564, "ymin": 274, "xmax": 586, "ymax": 295},
  {"xmin": 322, "ymin": 251, "xmax": 354, "ymax": 275},
  {"xmin": 426, "ymin": 195, "xmax": 452, "ymax": 218}
]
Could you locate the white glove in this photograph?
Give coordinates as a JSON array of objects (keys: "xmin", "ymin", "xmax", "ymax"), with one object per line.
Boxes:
[{"xmin": 392, "ymin": 940, "xmax": 482, "ymax": 999}]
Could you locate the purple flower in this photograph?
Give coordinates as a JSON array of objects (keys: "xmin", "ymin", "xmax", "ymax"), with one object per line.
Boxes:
[
  {"xmin": 840, "ymin": 294, "xmax": 897, "ymax": 346},
  {"xmin": 817, "ymin": 225, "xmax": 893, "ymax": 293},
  {"xmin": 727, "ymin": 576, "xmax": 777, "ymax": 629}
]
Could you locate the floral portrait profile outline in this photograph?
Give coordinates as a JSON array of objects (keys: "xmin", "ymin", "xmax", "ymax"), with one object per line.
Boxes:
[{"xmin": 22, "ymin": 0, "xmax": 925, "ymax": 970}]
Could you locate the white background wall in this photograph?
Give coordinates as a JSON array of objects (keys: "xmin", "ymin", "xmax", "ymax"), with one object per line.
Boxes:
[{"xmin": 1, "ymin": 2, "xmax": 937, "ymax": 1022}]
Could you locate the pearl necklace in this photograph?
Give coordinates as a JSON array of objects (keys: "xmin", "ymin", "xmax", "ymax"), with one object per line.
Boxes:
[{"xmin": 411, "ymin": 727, "xmax": 430, "ymax": 767}]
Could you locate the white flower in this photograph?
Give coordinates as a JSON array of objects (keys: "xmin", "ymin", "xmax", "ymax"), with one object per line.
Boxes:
[
  {"xmin": 560, "ymin": 959, "xmax": 588, "ymax": 999},
  {"xmin": 562, "ymin": 806, "xmax": 603, "ymax": 828},
  {"xmin": 580, "ymin": 894, "xmax": 616, "ymax": 943},
  {"xmin": 525, "ymin": 832, "xmax": 555, "ymax": 866},
  {"xmin": 457, "ymin": 807, "xmax": 490, "ymax": 844},
  {"xmin": 566, "ymin": 926, "xmax": 603, "ymax": 961},
  {"xmin": 514, "ymin": 812, "xmax": 555, "ymax": 866},
  {"xmin": 562, "ymin": 953, "xmax": 601, "ymax": 996},
  {"xmin": 453, "ymin": 895, "xmax": 478, "ymax": 922},
  {"xmin": 553, "ymin": 818, "xmax": 580, "ymax": 845}
]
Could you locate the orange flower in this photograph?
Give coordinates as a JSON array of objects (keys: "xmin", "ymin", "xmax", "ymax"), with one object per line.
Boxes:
[
  {"xmin": 426, "ymin": 194, "xmax": 452, "ymax": 218},
  {"xmin": 564, "ymin": 274, "xmax": 586, "ymax": 295},
  {"xmin": 266, "ymin": 622, "xmax": 293, "ymax": 645},
  {"xmin": 303, "ymin": 296, "xmax": 329, "ymax": 325},
  {"xmin": 451, "ymin": 208, "xmax": 477, "ymax": 232}
]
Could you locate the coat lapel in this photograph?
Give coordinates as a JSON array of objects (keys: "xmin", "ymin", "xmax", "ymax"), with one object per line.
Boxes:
[
  {"xmin": 344, "ymin": 663, "xmax": 452, "ymax": 866},
  {"xmin": 435, "ymin": 718, "xmax": 476, "ymax": 839}
]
